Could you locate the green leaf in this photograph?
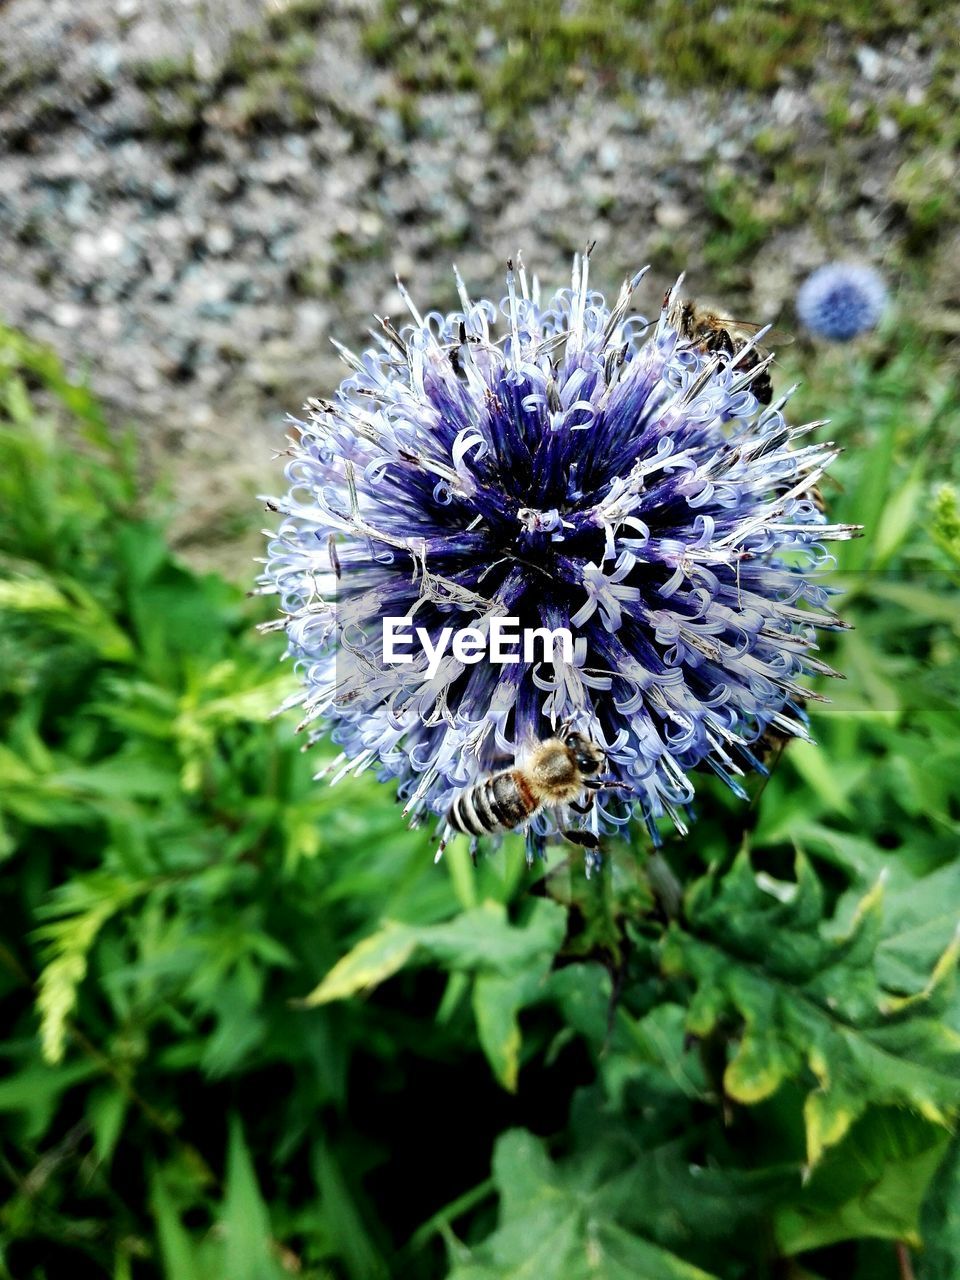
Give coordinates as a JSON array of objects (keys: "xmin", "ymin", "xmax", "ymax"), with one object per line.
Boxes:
[
  {"xmin": 151, "ymin": 1173, "xmax": 205, "ymax": 1280},
  {"xmin": 222, "ymin": 1117, "xmax": 286, "ymax": 1280},
  {"xmin": 663, "ymin": 852, "xmax": 960, "ymax": 1167},
  {"xmin": 776, "ymin": 1109, "xmax": 949, "ymax": 1254},
  {"xmin": 785, "ymin": 821, "xmax": 887, "ymax": 882},
  {"xmin": 920, "ymin": 1132, "xmax": 960, "ymax": 1279},
  {"xmin": 472, "ymin": 971, "xmax": 531, "ymax": 1092},
  {"xmin": 785, "ymin": 740, "xmax": 868, "ymax": 817},
  {"xmin": 312, "ymin": 1141, "xmax": 389, "ymax": 1280},
  {"xmin": 0, "ymin": 572, "xmax": 135, "ymax": 662},
  {"xmin": 298, "ymin": 920, "xmax": 420, "ymax": 1006},
  {"xmin": 417, "ymin": 898, "xmax": 567, "ymax": 974},
  {"xmin": 875, "ymin": 862, "xmax": 960, "ymax": 1001},
  {"xmin": 87, "ymin": 1085, "xmax": 128, "ymax": 1166},
  {"xmin": 299, "ymin": 901, "xmax": 567, "ymax": 1087},
  {"xmin": 0, "ymin": 1053, "xmax": 99, "ymax": 1142},
  {"xmin": 859, "ymin": 580, "xmax": 960, "ymax": 628},
  {"xmin": 35, "ymin": 873, "xmax": 152, "ymax": 1063},
  {"xmin": 874, "ymin": 463, "xmax": 924, "ymax": 566},
  {"xmin": 446, "ymin": 1130, "xmax": 742, "ymax": 1280}
]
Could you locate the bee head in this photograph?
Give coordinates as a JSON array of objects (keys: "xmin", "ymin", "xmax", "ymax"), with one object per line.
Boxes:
[{"xmin": 564, "ymin": 731, "xmax": 603, "ymax": 776}]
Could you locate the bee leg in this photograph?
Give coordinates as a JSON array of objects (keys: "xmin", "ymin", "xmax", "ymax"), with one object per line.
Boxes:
[
  {"xmin": 706, "ymin": 328, "xmax": 736, "ymax": 357},
  {"xmin": 468, "ymin": 836, "xmax": 479, "ymax": 867},
  {"xmin": 752, "ymin": 370, "xmax": 773, "ymax": 406},
  {"xmin": 569, "ymin": 793, "xmax": 595, "ymax": 814},
  {"xmin": 562, "ymin": 829, "xmax": 600, "ymax": 850}
]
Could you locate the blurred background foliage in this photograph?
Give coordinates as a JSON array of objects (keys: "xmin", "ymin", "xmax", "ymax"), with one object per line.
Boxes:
[{"xmin": 2, "ymin": 0, "xmax": 960, "ymax": 1277}]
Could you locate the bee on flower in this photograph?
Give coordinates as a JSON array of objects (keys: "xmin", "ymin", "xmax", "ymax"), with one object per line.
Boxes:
[{"xmin": 258, "ymin": 250, "xmax": 857, "ymax": 868}]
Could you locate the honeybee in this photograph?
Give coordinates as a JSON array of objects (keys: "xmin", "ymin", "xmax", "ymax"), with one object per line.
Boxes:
[
  {"xmin": 668, "ymin": 297, "xmax": 780, "ymax": 406},
  {"xmin": 755, "ymin": 715, "xmax": 802, "ymax": 768},
  {"xmin": 805, "ymin": 485, "xmax": 826, "ymax": 515},
  {"xmin": 446, "ymin": 723, "xmax": 629, "ymax": 852},
  {"xmin": 748, "ymin": 699, "xmax": 812, "ymax": 809}
]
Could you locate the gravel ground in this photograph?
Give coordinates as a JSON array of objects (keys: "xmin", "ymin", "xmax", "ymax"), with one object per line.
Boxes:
[{"xmin": 0, "ymin": 0, "xmax": 953, "ymax": 570}]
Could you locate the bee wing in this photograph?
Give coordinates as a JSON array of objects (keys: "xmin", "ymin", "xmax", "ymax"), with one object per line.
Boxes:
[{"xmin": 729, "ymin": 320, "xmax": 795, "ymax": 347}]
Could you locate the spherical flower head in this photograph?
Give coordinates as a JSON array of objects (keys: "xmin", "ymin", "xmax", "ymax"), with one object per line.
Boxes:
[
  {"xmin": 796, "ymin": 262, "xmax": 887, "ymax": 341},
  {"xmin": 260, "ymin": 254, "xmax": 856, "ymax": 863}
]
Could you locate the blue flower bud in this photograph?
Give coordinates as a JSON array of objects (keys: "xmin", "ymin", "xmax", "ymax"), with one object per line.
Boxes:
[{"xmin": 796, "ymin": 262, "xmax": 887, "ymax": 341}]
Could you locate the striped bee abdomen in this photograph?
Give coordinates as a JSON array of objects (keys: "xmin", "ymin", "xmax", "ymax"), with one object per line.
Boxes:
[{"xmin": 448, "ymin": 769, "xmax": 537, "ymax": 836}]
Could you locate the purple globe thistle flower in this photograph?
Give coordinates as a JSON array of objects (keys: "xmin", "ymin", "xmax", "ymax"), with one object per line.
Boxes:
[
  {"xmin": 259, "ymin": 252, "xmax": 857, "ymax": 864},
  {"xmin": 796, "ymin": 262, "xmax": 888, "ymax": 341}
]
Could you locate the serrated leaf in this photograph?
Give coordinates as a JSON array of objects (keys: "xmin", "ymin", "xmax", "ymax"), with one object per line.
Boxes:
[
  {"xmin": 787, "ymin": 821, "xmax": 887, "ymax": 882},
  {"xmin": 875, "ymin": 862, "xmax": 960, "ymax": 1002},
  {"xmin": 663, "ymin": 852, "xmax": 960, "ymax": 1167},
  {"xmin": 299, "ymin": 901, "xmax": 567, "ymax": 1087},
  {"xmin": 776, "ymin": 1109, "xmax": 948, "ymax": 1255},
  {"xmin": 446, "ymin": 1129, "xmax": 785, "ymax": 1280},
  {"xmin": 420, "ymin": 899, "xmax": 567, "ymax": 974},
  {"xmin": 920, "ymin": 1132, "xmax": 960, "ymax": 1279}
]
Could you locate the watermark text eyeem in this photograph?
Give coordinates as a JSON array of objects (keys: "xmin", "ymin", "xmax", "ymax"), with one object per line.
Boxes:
[{"xmin": 382, "ymin": 616, "xmax": 573, "ymax": 680}]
